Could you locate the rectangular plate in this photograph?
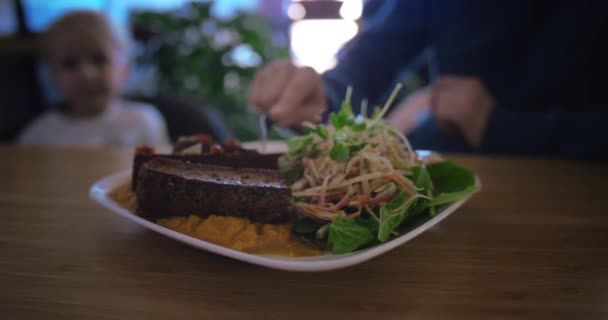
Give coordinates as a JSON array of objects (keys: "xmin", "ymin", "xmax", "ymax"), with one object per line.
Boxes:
[{"xmin": 90, "ymin": 170, "xmax": 478, "ymax": 272}]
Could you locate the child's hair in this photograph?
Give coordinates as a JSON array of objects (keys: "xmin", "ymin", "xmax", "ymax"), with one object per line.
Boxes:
[{"xmin": 42, "ymin": 10, "xmax": 131, "ymax": 63}]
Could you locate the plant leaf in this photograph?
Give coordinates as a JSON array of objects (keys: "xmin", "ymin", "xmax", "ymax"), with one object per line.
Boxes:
[
  {"xmin": 293, "ymin": 219, "xmax": 319, "ymax": 235},
  {"xmin": 348, "ymin": 143, "xmax": 364, "ymax": 154},
  {"xmin": 384, "ymin": 192, "xmax": 408, "ymax": 211},
  {"xmin": 352, "ymin": 122, "xmax": 366, "ymax": 132},
  {"xmin": 378, "ymin": 192, "xmax": 412, "ymax": 242},
  {"xmin": 355, "ymin": 216, "xmax": 379, "ymax": 235},
  {"xmin": 330, "ymin": 113, "xmax": 349, "ymax": 129},
  {"xmin": 427, "ymin": 161, "xmax": 475, "ymax": 193},
  {"xmin": 283, "ymin": 169, "xmax": 300, "ymax": 185},
  {"xmin": 409, "ymin": 166, "xmax": 432, "ymax": 215},
  {"xmin": 330, "ymin": 103, "xmax": 354, "ymax": 129},
  {"xmin": 330, "ymin": 143, "xmax": 350, "ymax": 161},
  {"xmin": 314, "ymin": 126, "xmax": 327, "ymax": 139},
  {"xmin": 426, "ymin": 161, "xmax": 479, "ymax": 207},
  {"xmin": 429, "ymin": 185, "xmax": 479, "ymax": 206},
  {"xmin": 340, "ymin": 101, "xmax": 353, "ymax": 116},
  {"xmin": 328, "ymin": 217, "xmax": 375, "ymax": 254},
  {"xmin": 287, "ymin": 135, "xmax": 313, "ymax": 154}
]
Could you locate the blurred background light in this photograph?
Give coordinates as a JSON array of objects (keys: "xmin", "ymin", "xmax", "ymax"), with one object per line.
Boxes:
[
  {"xmin": 288, "ymin": 0, "xmax": 362, "ymax": 72},
  {"xmin": 290, "ymin": 19, "xmax": 358, "ymax": 72},
  {"xmin": 287, "ymin": 2, "xmax": 305, "ymax": 21},
  {"xmin": 339, "ymin": 0, "xmax": 362, "ymax": 20}
]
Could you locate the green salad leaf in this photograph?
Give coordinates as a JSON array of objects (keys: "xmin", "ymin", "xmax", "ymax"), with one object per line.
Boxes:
[
  {"xmin": 355, "ymin": 216, "xmax": 379, "ymax": 235},
  {"xmin": 378, "ymin": 192, "xmax": 412, "ymax": 242},
  {"xmin": 328, "ymin": 217, "xmax": 375, "ymax": 254},
  {"xmin": 412, "ymin": 166, "xmax": 432, "ymax": 189},
  {"xmin": 352, "ymin": 122, "xmax": 367, "ymax": 132},
  {"xmin": 314, "ymin": 126, "xmax": 327, "ymax": 139},
  {"xmin": 293, "ymin": 219, "xmax": 319, "ymax": 235},
  {"xmin": 429, "ymin": 185, "xmax": 479, "ymax": 206},
  {"xmin": 329, "ymin": 113, "xmax": 346, "ymax": 129},
  {"xmin": 283, "ymin": 169, "xmax": 301, "ymax": 185},
  {"xmin": 409, "ymin": 166, "xmax": 432, "ymax": 215},
  {"xmin": 340, "ymin": 101, "xmax": 354, "ymax": 116},
  {"xmin": 330, "ymin": 104, "xmax": 353, "ymax": 129},
  {"xmin": 330, "ymin": 142, "xmax": 350, "ymax": 161},
  {"xmin": 287, "ymin": 135, "xmax": 313, "ymax": 154},
  {"xmin": 427, "ymin": 161, "xmax": 479, "ymax": 207},
  {"xmin": 348, "ymin": 143, "xmax": 364, "ymax": 154}
]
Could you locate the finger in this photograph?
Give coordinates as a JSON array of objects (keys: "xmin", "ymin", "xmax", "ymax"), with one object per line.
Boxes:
[
  {"xmin": 435, "ymin": 114, "xmax": 461, "ymax": 136},
  {"xmin": 269, "ymin": 66, "xmax": 321, "ymax": 124},
  {"xmin": 431, "ymin": 89, "xmax": 461, "ymax": 135},
  {"xmin": 249, "ymin": 68, "xmax": 269, "ymax": 111},
  {"xmin": 258, "ymin": 60, "xmax": 294, "ymax": 108},
  {"xmin": 271, "ymin": 77, "xmax": 326, "ymax": 126},
  {"xmin": 429, "ymin": 85, "xmax": 440, "ymax": 112},
  {"xmin": 272, "ymin": 100, "xmax": 325, "ymax": 127},
  {"xmin": 437, "ymin": 75, "xmax": 483, "ymax": 93},
  {"xmin": 276, "ymin": 66, "xmax": 319, "ymax": 106},
  {"xmin": 432, "ymin": 78, "xmax": 452, "ymax": 93}
]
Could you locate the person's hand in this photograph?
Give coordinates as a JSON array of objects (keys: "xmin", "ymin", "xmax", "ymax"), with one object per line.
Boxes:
[
  {"xmin": 249, "ymin": 60, "xmax": 327, "ymax": 127},
  {"xmin": 386, "ymin": 86, "xmax": 431, "ymax": 134},
  {"xmin": 431, "ymin": 76, "xmax": 494, "ymax": 148}
]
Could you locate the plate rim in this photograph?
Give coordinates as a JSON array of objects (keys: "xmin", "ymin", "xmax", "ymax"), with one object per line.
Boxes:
[{"xmin": 89, "ymin": 169, "xmax": 477, "ymax": 272}]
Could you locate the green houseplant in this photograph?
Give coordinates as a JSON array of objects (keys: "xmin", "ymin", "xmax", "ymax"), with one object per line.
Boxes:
[{"xmin": 131, "ymin": 2, "xmax": 288, "ymax": 140}]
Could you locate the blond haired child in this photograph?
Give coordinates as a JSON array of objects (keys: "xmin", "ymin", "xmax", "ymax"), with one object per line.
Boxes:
[{"xmin": 19, "ymin": 11, "xmax": 169, "ymax": 146}]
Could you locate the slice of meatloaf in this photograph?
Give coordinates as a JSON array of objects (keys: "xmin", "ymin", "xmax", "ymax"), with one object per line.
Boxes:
[
  {"xmin": 131, "ymin": 152, "xmax": 280, "ymax": 190},
  {"xmin": 136, "ymin": 158, "xmax": 293, "ymax": 223}
]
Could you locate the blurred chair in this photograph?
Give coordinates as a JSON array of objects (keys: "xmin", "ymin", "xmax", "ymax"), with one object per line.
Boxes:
[
  {"xmin": 0, "ymin": 0, "xmax": 45, "ymax": 143},
  {"xmin": 126, "ymin": 94, "xmax": 234, "ymax": 143},
  {"xmin": 0, "ymin": 52, "xmax": 45, "ymax": 143}
]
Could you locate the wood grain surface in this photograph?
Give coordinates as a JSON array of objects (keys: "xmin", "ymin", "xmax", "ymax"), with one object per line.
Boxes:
[{"xmin": 1, "ymin": 145, "xmax": 608, "ymax": 320}]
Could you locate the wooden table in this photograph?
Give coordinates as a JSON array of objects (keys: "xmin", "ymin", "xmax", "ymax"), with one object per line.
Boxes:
[{"xmin": 1, "ymin": 145, "xmax": 608, "ymax": 320}]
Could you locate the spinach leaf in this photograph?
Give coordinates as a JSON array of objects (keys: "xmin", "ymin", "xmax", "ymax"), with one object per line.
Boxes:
[
  {"xmin": 378, "ymin": 192, "xmax": 412, "ymax": 242},
  {"xmin": 355, "ymin": 216, "xmax": 379, "ymax": 235},
  {"xmin": 328, "ymin": 217, "xmax": 375, "ymax": 254},
  {"xmin": 426, "ymin": 161, "xmax": 479, "ymax": 207},
  {"xmin": 340, "ymin": 101, "xmax": 354, "ymax": 116},
  {"xmin": 330, "ymin": 102, "xmax": 355, "ymax": 129},
  {"xmin": 283, "ymin": 169, "xmax": 301, "ymax": 185},
  {"xmin": 293, "ymin": 219, "xmax": 319, "ymax": 235},
  {"xmin": 287, "ymin": 135, "xmax": 313, "ymax": 154},
  {"xmin": 348, "ymin": 143, "xmax": 364, "ymax": 154},
  {"xmin": 429, "ymin": 206, "xmax": 437, "ymax": 217},
  {"xmin": 308, "ymin": 146, "xmax": 320, "ymax": 158},
  {"xmin": 329, "ymin": 113, "xmax": 341, "ymax": 129},
  {"xmin": 429, "ymin": 185, "xmax": 479, "ymax": 206},
  {"xmin": 352, "ymin": 122, "xmax": 366, "ymax": 132},
  {"xmin": 314, "ymin": 126, "xmax": 327, "ymax": 139},
  {"xmin": 409, "ymin": 166, "xmax": 432, "ymax": 215},
  {"xmin": 330, "ymin": 142, "xmax": 350, "ymax": 161},
  {"xmin": 330, "ymin": 112, "xmax": 351, "ymax": 129},
  {"xmin": 427, "ymin": 161, "xmax": 475, "ymax": 193},
  {"xmin": 411, "ymin": 166, "xmax": 432, "ymax": 192},
  {"xmin": 384, "ymin": 192, "xmax": 409, "ymax": 211}
]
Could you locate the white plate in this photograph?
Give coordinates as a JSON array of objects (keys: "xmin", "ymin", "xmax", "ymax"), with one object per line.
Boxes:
[{"xmin": 90, "ymin": 170, "xmax": 478, "ymax": 272}]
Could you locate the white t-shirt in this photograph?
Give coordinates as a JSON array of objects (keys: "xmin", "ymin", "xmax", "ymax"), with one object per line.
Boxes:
[{"xmin": 18, "ymin": 101, "xmax": 170, "ymax": 147}]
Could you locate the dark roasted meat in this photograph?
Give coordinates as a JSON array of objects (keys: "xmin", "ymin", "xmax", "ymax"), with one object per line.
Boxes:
[
  {"xmin": 131, "ymin": 152, "xmax": 280, "ymax": 190},
  {"xmin": 135, "ymin": 158, "xmax": 293, "ymax": 223}
]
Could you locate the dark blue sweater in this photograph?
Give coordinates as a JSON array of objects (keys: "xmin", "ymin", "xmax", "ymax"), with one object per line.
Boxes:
[{"xmin": 322, "ymin": 0, "xmax": 608, "ymax": 159}]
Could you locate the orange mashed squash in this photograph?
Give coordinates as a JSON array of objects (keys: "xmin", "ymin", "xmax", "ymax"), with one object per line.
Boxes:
[
  {"xmin": 110, "ymin": 182, "xmax": 321, "ymax": 257},
  {"xmin": 157, "ymin": 215, "xmax": 321, "ymax": 257},
  {"xmin": 108, "ymin": 182, "xmax": 137, "ymax": 212}
]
